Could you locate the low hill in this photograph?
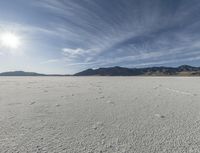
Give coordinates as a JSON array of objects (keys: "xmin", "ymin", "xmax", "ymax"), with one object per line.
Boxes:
[{"xmin": 0, "ymin": 71, "xmax": 46, "ymax": 76}]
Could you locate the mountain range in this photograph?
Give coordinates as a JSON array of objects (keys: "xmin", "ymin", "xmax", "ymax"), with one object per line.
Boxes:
[
  {"xmin": 74, "ymin": 65, "xmax": 200, "ymax": 76},
  {"xmin": 0, "ymin": 65, "xmax": 200, "ymax": 76}
]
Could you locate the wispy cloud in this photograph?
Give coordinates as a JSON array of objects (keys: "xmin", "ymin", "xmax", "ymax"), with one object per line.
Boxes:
[
  {"xmin": 40, "ymin": 59, "xmax": 60, "ymax": 64},
  {"xmin": 1, "ymin": 0, "xmax": 200, "ymax": 73},
  {"xmin": 35, "ymin": 0, "xmax": 200, "ymax": 71}
]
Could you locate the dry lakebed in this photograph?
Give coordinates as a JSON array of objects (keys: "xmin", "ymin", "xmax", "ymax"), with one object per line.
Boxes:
[{"xmin": 0, "ymin": 77, "xmax": 200, "ymax": 153}]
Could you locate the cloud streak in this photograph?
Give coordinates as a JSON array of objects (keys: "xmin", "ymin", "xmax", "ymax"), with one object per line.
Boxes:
[{"xmin": 35, "ymin": 0, "xmax": 200, "ymax": 69}]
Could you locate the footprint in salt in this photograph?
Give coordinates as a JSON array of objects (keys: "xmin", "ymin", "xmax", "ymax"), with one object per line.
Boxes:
[
  {"xmin": 153, "ymin": 86, "xmax": 158, "ymax": 90},
  {"xmin": 154, "ymin": 114, "xmax": 165, "ymax": 118},
  {"xmin": 107, "ymin": 100, "xmax": 115, "ymax": 105},
  {"xmin": 92, "ymin": 121, "xmax": 104, "ymax": 130},
  {"xmin": 56, "ymin": 104, "xmax": 60, "ymax": 107},
  {"xmin": 30, "ymin": 101, "xmax": 36, "ymax": 105}
]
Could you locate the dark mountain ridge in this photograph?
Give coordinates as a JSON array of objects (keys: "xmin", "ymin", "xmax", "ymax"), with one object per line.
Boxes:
[{"xmin": 75, "ymin": 65, "xmax": 200, "ymax": 76}]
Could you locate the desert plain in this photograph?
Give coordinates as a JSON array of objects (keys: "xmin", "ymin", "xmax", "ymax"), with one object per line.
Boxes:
[{"xmin": 0, "ymin": 77, "xmax": 200, "ymax": 153}]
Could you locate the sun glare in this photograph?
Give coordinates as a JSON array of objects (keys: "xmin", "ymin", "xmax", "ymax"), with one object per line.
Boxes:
[{"xmin": 0, "ymin": 32, "xmax": 21, "ymax": 49}]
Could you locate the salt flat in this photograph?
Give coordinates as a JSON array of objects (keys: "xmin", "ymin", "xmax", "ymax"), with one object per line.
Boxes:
[{"xmin": 0, "ymin": 77, "xmax": 200, "ymax": 153}]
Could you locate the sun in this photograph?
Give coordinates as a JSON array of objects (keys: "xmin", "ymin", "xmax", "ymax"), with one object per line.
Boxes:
[{"xmin": 0, "ymin": 32, "xmax": 21, "ymax": 49}]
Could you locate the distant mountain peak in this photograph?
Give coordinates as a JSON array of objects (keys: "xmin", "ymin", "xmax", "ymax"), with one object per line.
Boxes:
[
  {"xmin": 178, "ymin": 65, "xmax": 194, "ymax": 68},
  {"xmin": 178, "ymin": 65, "xmax": 197, "ymax": 71}
]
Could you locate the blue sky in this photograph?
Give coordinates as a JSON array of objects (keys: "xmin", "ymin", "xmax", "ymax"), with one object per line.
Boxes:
[{"xmin": 0, "ymin": 0, "xmax": 200, "ymax": 74}]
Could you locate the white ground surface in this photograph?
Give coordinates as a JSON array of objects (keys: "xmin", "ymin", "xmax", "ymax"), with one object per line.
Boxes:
[{"xmin": 0, "ymin": 77, "xmax": 200, "ymax": 153}]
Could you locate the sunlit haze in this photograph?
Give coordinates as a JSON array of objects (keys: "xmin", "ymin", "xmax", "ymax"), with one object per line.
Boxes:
[{"xmin": 0, "ymin": 32, "xmax": 21, "ymax": 49}]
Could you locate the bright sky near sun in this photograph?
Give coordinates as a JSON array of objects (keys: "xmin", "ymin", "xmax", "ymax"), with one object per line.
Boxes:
[
  {"xmin": 0, "ymin": 32, "xmax": 21, "ymax": 49},
  {"xmin": 0, "ymin": 0, "xmax": 200, "ymax": 74}
]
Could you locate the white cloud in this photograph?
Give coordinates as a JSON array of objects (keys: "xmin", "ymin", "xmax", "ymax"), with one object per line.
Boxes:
[
  {"xmin": 62, "ymin": 48, "xmax": 85, "ymax": 56},
  {"xmin": 62, "ymin": 47, "xmax": 99, "ymax": 60},
  {"xmin": 40, "ymin": 59, "xmax": 59, "ymax": 64}
]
